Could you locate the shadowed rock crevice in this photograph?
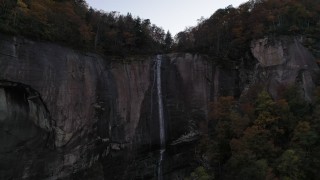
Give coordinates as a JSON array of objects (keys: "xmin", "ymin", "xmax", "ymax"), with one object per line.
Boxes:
[{"xmin": 0, "ymin": 80, "xmax": 54, "ymax": 180}]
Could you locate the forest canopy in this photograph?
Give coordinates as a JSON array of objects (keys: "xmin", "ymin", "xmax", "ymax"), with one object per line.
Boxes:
[
  {"xmin": 174, "ymin": 0, "xmax": 320, "ymax": 65},
  {"xmin": 193, "ymin": 85, "xmax": 320, "ymax": 180},
  {"xmin": 0, "ymin": 0, "xmax": 319, "ymax": 59},
  {"xmin": 0, "ymin": 0, "xmax": 172, "ymax": 55}
]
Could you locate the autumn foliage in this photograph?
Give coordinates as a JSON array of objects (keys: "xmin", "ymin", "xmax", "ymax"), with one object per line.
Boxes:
[
  {"xmin": 0, "ymin": 0, "xmax": 172, "ymax": 55},
  {"xmin": 174, "ymin": 0, "xmax": 320, "ymax": 66},
  {"xmin": 198, "ymin": 86, "xmax": 320, "ymax": 179}
]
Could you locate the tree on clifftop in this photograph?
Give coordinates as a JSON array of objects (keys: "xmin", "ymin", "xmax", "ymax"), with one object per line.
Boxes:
[{"xmin": 164, "ymin": 30, "xmax": 173, "ymax": 51}]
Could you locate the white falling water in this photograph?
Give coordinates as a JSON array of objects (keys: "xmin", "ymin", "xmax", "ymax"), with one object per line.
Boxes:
[{"xmin": 156, "ymin": 55, "xmax": 165, "ymax": 180}]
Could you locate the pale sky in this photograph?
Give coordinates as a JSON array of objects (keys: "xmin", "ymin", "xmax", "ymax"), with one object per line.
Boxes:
[{"xmin": 85, "ymin": 0, "xmax": 248, "ymax": 36}]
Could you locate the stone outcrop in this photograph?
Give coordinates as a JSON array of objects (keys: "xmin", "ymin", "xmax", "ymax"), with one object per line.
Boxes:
[
  {"xmin": 0, "ymin": 34, "xmax": 318, "ymax": 179},
  {"xmin": 251, "ymin": 37, "xmax": 319, "ymax": 101}
]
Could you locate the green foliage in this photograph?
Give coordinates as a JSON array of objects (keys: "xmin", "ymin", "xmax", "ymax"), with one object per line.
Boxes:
[
  {"xmin": 186, "ymin": 166, "xmax": 214, "ymax": 180},
  {"xmin": 255, "ymin": 91, "xmax": 275, "ymax": 114},
  {"xmin": 292, "ymin": 121, "xmax": 318, "ymax": 148},
  {"xmin": 277, "ymin": 149, "xmax": 305, "ymax": 180}
]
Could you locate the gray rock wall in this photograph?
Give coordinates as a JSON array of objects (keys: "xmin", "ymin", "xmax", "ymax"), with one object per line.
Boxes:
[
  {"xmin": 251, "ymin": 37, "xmax": 319, "ymax": 101},
  {"xmin": 0, "ymin": 34, "xmax": 217, "ymax": 179}
]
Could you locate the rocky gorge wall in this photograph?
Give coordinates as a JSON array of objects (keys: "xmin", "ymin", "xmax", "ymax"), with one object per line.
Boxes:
[
  {"xmin": 0, "ymin": 34, "xmax": 220, "ymax": 179},
  {"xmin": 251, "ymin": 37, "xmax": 319, "ymax": 101},
  {"xmin": 0, "ymin": 34, "xmax": 318, "ymax": 179}
]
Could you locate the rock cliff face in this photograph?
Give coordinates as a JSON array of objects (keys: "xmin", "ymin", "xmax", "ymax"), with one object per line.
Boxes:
[
  {"xmin": 0, "ymin": 34, "xmax": 219, "ymax": 179},
  {"xmin": 251, "ymin": 37, "xmax": 319, "ymax": 101},
  {"xmin": 0, "ymin": 34, "xmax": 318, "ymax": 179}
]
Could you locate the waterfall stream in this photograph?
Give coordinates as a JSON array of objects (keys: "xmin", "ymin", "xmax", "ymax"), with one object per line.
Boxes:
[{"xmin": 156, "ymin": 55, "xmax": 165, "ymax": 180}]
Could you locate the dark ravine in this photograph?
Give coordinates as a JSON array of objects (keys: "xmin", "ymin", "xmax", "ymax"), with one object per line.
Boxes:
[{"xmin": 0, "ymin": 33, "xmax": 319, "ymax": 179}]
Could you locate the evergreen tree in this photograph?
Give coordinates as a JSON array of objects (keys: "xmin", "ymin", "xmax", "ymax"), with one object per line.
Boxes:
[{"xmin": 164, "ymin": 30, "xmax": 173, "ymax": 51}]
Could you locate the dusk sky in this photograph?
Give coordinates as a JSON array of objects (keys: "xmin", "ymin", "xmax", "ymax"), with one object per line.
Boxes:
[{"xmin": 85, "ymin": 0, "xmax": 248, "ymax": 36}]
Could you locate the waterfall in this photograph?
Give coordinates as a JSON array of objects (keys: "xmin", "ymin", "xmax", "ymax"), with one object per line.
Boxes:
[
  {"xmin": 156, "ymin": 55, "xmax": 165, "ymax": 151},
  {"xmin": 156, "ymin": 55, "xmax": 165, "ymax": 180}
]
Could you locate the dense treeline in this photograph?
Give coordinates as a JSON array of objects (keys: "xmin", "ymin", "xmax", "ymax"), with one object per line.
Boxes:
[
  {"xmin": 1, "ymin": 0, "xmax": 319, "ymax": 58},
  {"xmin": 0, "ymin": 0, "xmax": 172, "ymax": 55},
  {"xmin": 190, "ymin": 85, "xmax": 320, "ymax": 179},
  {"xmin": 175, "ymin": 0, "xmax": 320, "ymax": 65}
]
